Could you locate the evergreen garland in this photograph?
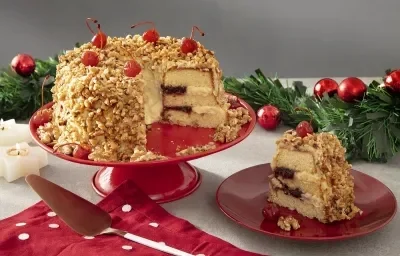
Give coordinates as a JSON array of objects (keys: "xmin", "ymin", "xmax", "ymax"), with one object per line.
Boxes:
[{"xmin": 224, "ymin": 69, "xmax": 400, "ymax": 162}]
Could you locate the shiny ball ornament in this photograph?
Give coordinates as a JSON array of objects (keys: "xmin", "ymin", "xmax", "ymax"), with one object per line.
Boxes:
[
  {"xmin": 338, "ymin": 77, "xmax": 367, "ymax": 103},
  {"xmin": 256, "ymin": 105, "xmax": 281, "ymax": 130},
  {"xmin": 313, "ymin": 78, "xmax": 338, "ymax": 99},
  {"xmin": 384, "ymin": 70, "xmax": 400, "ymax": 93},
  {"xmin": 11, "ymin": 54, "xmax": 36, "ymax": 77}
]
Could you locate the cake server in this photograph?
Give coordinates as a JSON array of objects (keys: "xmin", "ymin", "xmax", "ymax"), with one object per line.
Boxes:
[{"xmin": 25, "ymin": 174, "xmax": 194, "ymax": 256}]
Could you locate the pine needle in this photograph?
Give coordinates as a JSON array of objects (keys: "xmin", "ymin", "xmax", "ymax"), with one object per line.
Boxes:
[{"xmin": 224, "ymin": 69, "xmax": 400, "ymax": 162}]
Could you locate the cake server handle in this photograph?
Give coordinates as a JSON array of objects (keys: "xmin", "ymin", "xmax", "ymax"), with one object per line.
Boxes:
[{"xmin": 104, "ymin": 228, "xmax": 194, "ymax": 256}]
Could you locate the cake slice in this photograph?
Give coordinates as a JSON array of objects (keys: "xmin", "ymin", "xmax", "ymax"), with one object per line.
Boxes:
[
  {"xmin": 268, "ymin": 130, "xmax": 360, "ymax": 223},
  {"xmin": 161, "ymin": 68, "xmax": 227, "ymax": 128}
]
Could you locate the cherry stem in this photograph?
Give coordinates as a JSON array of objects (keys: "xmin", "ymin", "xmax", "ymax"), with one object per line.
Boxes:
[
  {"xmin": 294, "ymin": 107, "xmax": 313, "ymax": 123},
  {"xmin": 130, "ymin": 21, "xmax": 155, "ymax": 30},
  {"xmin": 190, "ymin": 26, "xmax": 205, "ymax": 39},
  {"xmin": 41, "ymin": 75, "xmax": 50, "ymax": 107},
  {"xmin": 53, "ymin": 143, "xmax": 87, "ymax": 153},
  {"xmin": 86, "ymin": 18, "xmax": 99, "ymax": 35},
  {"xmin": 120, "ymin": 45, "xmax": 135, "ymax": 60}
]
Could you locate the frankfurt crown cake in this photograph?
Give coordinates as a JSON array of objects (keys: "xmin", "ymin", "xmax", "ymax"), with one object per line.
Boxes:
[
  {"xmin": 268, "ymin": 128, "xmax": 360, "ymax": 223},
  {"xmin": 35, "ymin": 20, "xmax": 251, "ymax": 162}
]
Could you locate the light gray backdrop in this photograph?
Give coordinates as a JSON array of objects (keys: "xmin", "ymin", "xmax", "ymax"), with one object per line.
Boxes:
[{"xmin": 0, "ymin": 0, "xmax": 398, "ymax": 78}]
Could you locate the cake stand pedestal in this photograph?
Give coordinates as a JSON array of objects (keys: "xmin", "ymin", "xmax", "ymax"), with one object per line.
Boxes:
[
  {"xmin": 92, "ymin": 163, "xmax": 200, "ymax": 203},
  {"xmin": 30, "ymin": 98, "xmax": 256, "ymax": 203}
]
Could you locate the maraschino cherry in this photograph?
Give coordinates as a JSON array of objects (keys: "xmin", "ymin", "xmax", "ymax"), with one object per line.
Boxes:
[
  {"xmin": 53, "ymin": 143, "xmax": 91, "ymax": 160},
  {"xmin": 32, "ymin": 75, "xmax": 52, "ymax": 127},
  {"xmin": 86, "ymin": 18, "xmax": 107, "ymax": 49},
  {"xmin": 262, "ymin": 203, "xmax": 280, "ymax": 221},
  {"xmin": 181, "ymin": 26, "xmax": 205, "ymax": 54},
  {"xmin": 124, "ymin": 59, "xmax": 142, "ymax": 77},
  {"xmin": 130, "ymin": 21, "xmax": 160, "ymax": 43},
  {"xmin": 81, "ymin": 51, "xmax": 99, "ymax": 67},
  {"xmin": 296, "ymin": 121, "xmax": 314, "ymax": 138}
]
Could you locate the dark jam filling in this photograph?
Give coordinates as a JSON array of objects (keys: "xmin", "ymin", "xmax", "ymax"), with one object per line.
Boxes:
[
  {"xmin": 163, "ymin": 106, "xmax": 192, "ymax": 113},
  {"xmin": 161, "ymin": 84, "xmax": 187, "ymax": 95},
  {"xmin": 274, "ymin": 167, "xmax": 295, "ymax": 179},
  {"xmin": 282, "ymin": 185, "xmax": 303, "ymax": 198}
]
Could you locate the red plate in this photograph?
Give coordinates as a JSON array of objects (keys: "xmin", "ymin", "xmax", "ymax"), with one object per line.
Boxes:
[
  {"xmin": 30, "ymin": 97, "xmax": 256, "ymax": 203},
  {"xmin": 216, "ymin": 163, "xmax": 397, "ymax": 241}
]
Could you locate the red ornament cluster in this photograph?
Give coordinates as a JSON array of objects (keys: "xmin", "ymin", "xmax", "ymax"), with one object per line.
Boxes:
[
  {"xmin": 11, "ymin": 53, "xmax": 36, "ymax": 77},
  {"xmin": 181, "ymin": 26, "xmax": 205, "ymax": 54},
  {"xmin": 256, "ymin": 105, "xmax": 281, "ymax": 130},
  {"xmin": 313, "ymin": 77, "xmax": 366, "ymax": 103},
  {"xmin": 384, "ymin": 70, "xmax": 400, "ymax": 93},
  {"xmin": 131, "ymin": 21, "xmax": 160, "ymax": 43}
]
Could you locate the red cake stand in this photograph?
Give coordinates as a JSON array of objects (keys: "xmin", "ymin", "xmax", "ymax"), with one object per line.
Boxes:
[{"xmin": 29, "ymin": 98, "xmax": 256, "ymax": 203}]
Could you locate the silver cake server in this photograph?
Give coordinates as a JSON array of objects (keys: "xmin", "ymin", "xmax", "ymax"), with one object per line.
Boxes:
[{"xmin": 25, "ymin": 174, "xmax": 194, "ymax": 256}]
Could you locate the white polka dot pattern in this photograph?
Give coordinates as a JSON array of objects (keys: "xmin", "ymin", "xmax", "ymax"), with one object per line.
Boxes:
[
  {"xmin": 122, "ymin": 204, "xmax": 132, "ymax": 212},
  {"xmin": 15, "ymin": 222, "xmax": 26, "ymax": 227},
  {"xmin": 121, "ymin": 245, "xmax": 133, "ymax": 250},
  {"xmin": 149, "ymin": 222, "xmax": 159, "ymax": 227},
  {"xmin": 47, "ymin": 212, "xmax": 56, "ymax": 217},
  {"xmin": 18, "ymin": 233, "xmax": 29, "ymax": 240},
  {"xmin": 158, "ymin": 242, "xmax": 166, "ymax": 246},
  {"xmin": 83, "ymin": 236, "xmax": 95, "ymax": 239},
  {"xmin": 48, "ymin": 224, "xmax": 59, "ymax": 229},
  {"xmin": 196, "ymin": 254, "xmax": 206, "ymax": 256}
]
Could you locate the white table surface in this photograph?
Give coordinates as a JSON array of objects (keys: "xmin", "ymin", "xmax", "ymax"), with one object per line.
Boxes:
[{"xmin": 1, "ymin": 77, "xmax": 399, "ymax": 256}]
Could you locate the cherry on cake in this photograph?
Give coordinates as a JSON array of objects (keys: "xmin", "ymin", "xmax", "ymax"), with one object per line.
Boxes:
[
  {"xmin": 268, "ymin": 129, "xmax": 360, "ymax": 223},
  {"xmin": 35, "ymin": 19, "xmax": 251, "ymax": 162}
]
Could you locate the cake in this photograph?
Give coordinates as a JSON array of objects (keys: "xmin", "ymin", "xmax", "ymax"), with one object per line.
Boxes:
[
  {"xmin": 36, "ymin": 23, "xmax": 251, "ymax": 162},
  {"xmin": 268, "ymin": 129, "xmax": 360, "ymax": 223}
]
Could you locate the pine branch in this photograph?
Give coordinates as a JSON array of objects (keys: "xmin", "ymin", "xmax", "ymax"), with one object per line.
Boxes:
[
  {"xmin": 0, "ymin": 43, "xmax": 81, "ymax": 121},
  {"xmin": 224, "ymin": 69, "xmax": 400, "ymax": 162}
]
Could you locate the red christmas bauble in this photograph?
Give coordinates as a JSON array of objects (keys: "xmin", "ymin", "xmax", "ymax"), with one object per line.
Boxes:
[
  {"xmin": 11, "ymin": 53, "xmax": 36, "ymax": 77},
  {"xmin": 313, "ymin": 78, "xmax": 338, "ymax": 99},
  {"xmin": 338, "ymin": 77, "xmax": 367, "ymax": 103},
  {"xmin": 384, "ymin": 70, "xmax": 400, "ymax": 93},
  {"xmin": 257, "ymin": 105, "xmax": 280, "ymax": 130}
]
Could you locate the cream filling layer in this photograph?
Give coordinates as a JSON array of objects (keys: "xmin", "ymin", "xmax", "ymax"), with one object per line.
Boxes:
[
  {"xmin": 270, "ymin": 177, "xmax": 324, "ymax": 207},
  {"xmin": 191, "ymin": 106, "xmax": 226, "ymax": 115},
  {"xmin": 186, "ymin": 86, "xmax": 212, "ymax": 96}
]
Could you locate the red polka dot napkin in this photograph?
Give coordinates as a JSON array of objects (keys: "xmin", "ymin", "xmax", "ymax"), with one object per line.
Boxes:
[{"xmin": 0, "ymin": 180, "xmax": 267, "ymax": 256}]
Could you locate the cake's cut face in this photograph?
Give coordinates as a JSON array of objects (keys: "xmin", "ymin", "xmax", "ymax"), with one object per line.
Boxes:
[
  {"xmin": 268, "ymin": 130, "xmax": 360, "ymax": 223},
  {"xmin": 37, "ymin": 35, "xmax": 250, "ymax": 162}
]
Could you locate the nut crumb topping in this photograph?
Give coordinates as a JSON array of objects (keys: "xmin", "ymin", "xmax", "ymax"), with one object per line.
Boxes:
[
  {"xmin": 36, "ymin": 34, "xmax": 239, "ymax": 162},
  {"xmin": 130, "ymin": 146, "xmax": 167, "ymax": 162},
  {"xmin": 277, "ymin": 216, "xmax": 300, "ymax": 231},
  {"xmin": 213, "ymin": 107, "xmax": 251, "ymax": 143},
  {"xmin": 176, "ymin": 142, "xmax": 216, "ymax": 156}
]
